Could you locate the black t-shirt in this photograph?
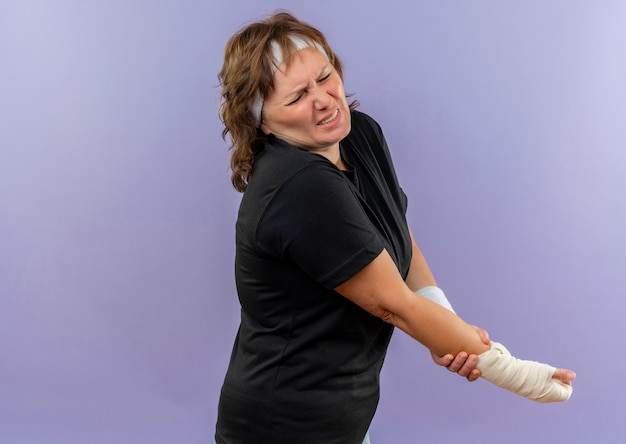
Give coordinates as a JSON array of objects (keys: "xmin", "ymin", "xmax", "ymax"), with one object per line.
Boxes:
[{"xmin": 216, "ymin": 111, "xmax": 412, "ymax": 444}]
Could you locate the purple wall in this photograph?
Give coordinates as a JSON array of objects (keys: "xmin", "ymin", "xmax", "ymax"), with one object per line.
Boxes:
[{"xmin": 2, "ymin": 1, "xmax": 625, "ymax": 443}]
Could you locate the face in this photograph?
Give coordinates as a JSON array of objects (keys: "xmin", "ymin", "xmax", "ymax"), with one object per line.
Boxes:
[{"xmin": 260, "ymin": 48, "xmax": 351, "ymax": 158}]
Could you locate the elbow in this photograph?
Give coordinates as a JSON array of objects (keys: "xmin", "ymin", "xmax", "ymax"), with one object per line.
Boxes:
[{"xmin": 377, "ymin": 307, "xmax": 397, "ymax": 325}]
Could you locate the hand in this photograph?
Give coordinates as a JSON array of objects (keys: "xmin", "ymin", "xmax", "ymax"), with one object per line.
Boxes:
[{"xmin": 431, "ymin": 326, "xmax": 490, "ymax": 382}]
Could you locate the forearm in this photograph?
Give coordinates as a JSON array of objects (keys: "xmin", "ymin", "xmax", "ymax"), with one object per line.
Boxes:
[
  {"xmin": 335, "ymin": 249, "xmax": 488, "ymax": 357},
  {"xmin": 404, "ymin": 228, "xmax": 436, "ymax": 291},
  {"xmin": 391, "ymin": 289, "xmax": 488, "ymax": 357}
]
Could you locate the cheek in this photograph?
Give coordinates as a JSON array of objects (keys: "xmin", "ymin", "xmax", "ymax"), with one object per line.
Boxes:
[
  {"xmin": 286, "ymin": 106, "xmax": 312, "ymax": 126},
  {"xmin": 332, "ymin": 81, "xmax": 348, "ymax": 104},
  {"xmin": 270, "ymin": 106, "xmax": 311, "ymax": 131}
]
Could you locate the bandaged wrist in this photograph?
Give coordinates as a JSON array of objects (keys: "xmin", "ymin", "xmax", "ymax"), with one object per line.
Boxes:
[
  {"xmin": 476, "ymin": 341, "xmax": 573, "ymax": 403},
  {"xmin": 415, "ymin": 286, "xmax": 455, "ymax": 313}
]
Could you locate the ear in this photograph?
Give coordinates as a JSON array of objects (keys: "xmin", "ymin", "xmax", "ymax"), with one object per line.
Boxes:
[{"xmin": 260, "ymin": 122, "xmax": 271, "ymax": 135}]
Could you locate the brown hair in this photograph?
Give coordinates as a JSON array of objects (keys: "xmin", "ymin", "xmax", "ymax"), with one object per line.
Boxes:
[{"xmin": 219, "ymin": 11, "xmax": 353, "ymax": 192}]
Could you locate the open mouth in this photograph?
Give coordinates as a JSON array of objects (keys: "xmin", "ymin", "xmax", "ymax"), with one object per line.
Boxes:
[{"xmin": 318, "ymin": 109, "xmax": 339, "ymax": 125}]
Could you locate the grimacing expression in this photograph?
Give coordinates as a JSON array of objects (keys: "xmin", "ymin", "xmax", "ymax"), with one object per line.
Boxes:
[{"xmin": 260, "ymin": 48, "xmax": 351, "ymax": 155}]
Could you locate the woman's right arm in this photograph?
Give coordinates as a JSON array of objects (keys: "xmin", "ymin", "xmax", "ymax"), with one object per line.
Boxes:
[
  {"xmin": 335, "ymin": 249, "xmax": 488, "ymax": 357},
  {"xmin": 335, "ymin": 248, "xmax": 576, "ymax": 402}
]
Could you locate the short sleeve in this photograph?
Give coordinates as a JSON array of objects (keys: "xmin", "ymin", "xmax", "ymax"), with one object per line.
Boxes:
[{"xmin": 256, "ymin": 164, "xmax": 384, "ymax": 289}]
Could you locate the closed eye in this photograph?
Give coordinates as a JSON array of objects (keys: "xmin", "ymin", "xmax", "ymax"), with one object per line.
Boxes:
[
  {"xmin": 286, "ymin": 72, "xmax": 332, "ymax": 105},
  {"xmin": 287, "ymin": 92, "xmax": 305, "ymax": 105},
  {"xmin": 318, "ymin": 72, "xmax": 331, "ymax": 83}
]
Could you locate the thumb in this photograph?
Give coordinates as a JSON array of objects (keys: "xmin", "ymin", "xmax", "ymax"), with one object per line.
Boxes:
[{"xmin": 552, "ymin": 368, "xmax": 576, "ymax": 385}]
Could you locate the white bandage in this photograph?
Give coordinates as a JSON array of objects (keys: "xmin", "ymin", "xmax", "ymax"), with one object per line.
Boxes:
[
  {"xmin": 477, "ymin": 341, "xmax": 573, "ymax": 403},
  {"xmin": 416, "ymin": 286, "xmax": 455, "ymax": 313},
  {"xmin": 250, "ymin": 35, "xmax": 329, "ymax": 126}
]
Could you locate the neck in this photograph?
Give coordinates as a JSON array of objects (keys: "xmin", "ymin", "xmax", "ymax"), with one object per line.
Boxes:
[{"xmin": 312, "ymin": 143, "xmax": 347, "ymax": 170}]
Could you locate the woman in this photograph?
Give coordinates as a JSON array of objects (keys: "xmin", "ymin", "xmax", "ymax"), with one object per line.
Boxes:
[{"xmin": 216, "ymin": 12, "xmax": 575, "ymax": 444}]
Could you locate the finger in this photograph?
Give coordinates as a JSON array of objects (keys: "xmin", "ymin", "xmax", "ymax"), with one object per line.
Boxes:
[
  {"xmin": 432, "ymin": 353, "xmax": 454, "ymax": 366},
  {"xmin": 447, "ymin": 352, "xmax": 468, "ymax": 373},
  {"xmin": 455, "ymin": 354, "xmax": 478, "ymax": 378},
  {"xmin": 473, "ymin": 326, "xmax": 490, "ymax": 345},
  {"xmin": 466, "ymin": 368, "xmax": 482, "ymax": 382}
]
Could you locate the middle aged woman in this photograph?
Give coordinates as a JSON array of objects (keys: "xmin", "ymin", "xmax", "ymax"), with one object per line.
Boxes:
[{"xmin": 216, "ymin": 11, "xmax": 575, "ymax": 444}]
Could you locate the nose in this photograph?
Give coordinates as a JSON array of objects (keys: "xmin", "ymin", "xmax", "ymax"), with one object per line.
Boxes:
[{"xmin": 312, "ymin": 85, "xmax": 333, "ymax": 110}]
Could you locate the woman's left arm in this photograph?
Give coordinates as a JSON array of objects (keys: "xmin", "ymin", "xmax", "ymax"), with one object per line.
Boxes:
[{"xmin": 405, "ymin": 227, "xmax": 490, "ymax": 381}]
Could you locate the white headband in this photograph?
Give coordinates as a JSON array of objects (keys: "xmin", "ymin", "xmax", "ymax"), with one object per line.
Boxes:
[{"xmin": 251, "ymin": 35, "xmax": 329, "ymax": 126}]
